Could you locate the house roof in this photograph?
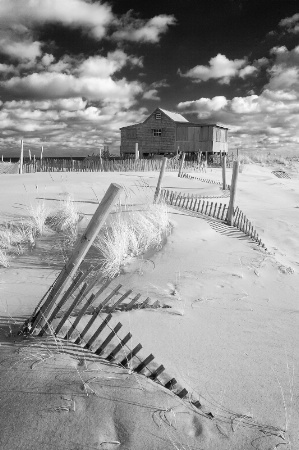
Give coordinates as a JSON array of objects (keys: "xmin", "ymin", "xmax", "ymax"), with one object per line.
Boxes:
[{"xmin": 159, "ymin": 108, "xmax": 189, "ymax": 123}]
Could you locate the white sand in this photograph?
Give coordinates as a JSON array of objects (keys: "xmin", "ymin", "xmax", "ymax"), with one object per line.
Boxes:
[{"xmin": 0, "ymin": 164, "xmax": 298, "ymax": 449}]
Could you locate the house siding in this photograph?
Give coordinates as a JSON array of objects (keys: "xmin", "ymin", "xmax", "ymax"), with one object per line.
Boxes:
[{"xmin": 120, "ymin": 108, "xmax": 228, "ymax": 156}]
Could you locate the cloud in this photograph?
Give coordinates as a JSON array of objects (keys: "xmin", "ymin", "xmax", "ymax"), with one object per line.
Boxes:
[
  {"xmin": 0, "ymin": 63, "xmax": 16, "ymax": 74},
  {"xmin": 279, "ymin": 13, "xmax": 299, "ymax": 34},
  {"xmin": 177, "ymin": 96, "xmax": 228, "ymax": 118},
  {"xmin": 0, "ymin": 99, "xmax": 149, "ymax": 156},
  {"xmin": 0, "ymin": 0, "xmax": 113, "ymax": 40},
  {"xmin": 2, "ymin": 71, "xmax": 143, "ymax": 107},
  {"xmin": 143, "ymin": 89, "xmax": 160, "ymax": 101},
  {"xmin": 112, "ymin": 12, "xmax": 176, "ymax": 43},
  {"xmin": 177, "ymin": 44, "xmax": 299, "ymax": 153},
  {"xmin": 77, "ymin": 50, "xmax": 142, "ymax": 78},
  {"xmin": 0, "ymin": 37, "xmax": 42, "ymax": 61},
  {"xmin": 178, "ymin": 53, "xmax": 257, "ymax": 84}
]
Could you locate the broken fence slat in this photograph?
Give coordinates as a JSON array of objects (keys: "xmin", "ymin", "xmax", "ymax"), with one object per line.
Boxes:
[
  {"xmin": 150, "ymin": 300, "xmax": 160, "ymax": 309},
  {"xmin": 120, "ymin": 343, "xmax": 143, "ymax": 367},
  {"xmin": 134, "ymin": 354, "xmax": 155, "ymax": 373},
  {"xmin": 140, "ymin": 297, "xmax": 150, "ymax": 309},
  {"xmin": 177, "ymin": 388, "xmax": 189, "ymax": 399},
  {"xmin": 84, "ymin": 313, "xmax": 113, "ymax": 349},
  {"xmin": 106, "ymin": 289, "xmax": 133, "ymax": 313},
  {"xmin": 31, "ymin": 262, "xmax": 76, "ymax": 330},
  {"xmin": 125, "ymin": 293, "xmax": 141, "ymax": 310},
  {"xmin": 54, "ymin": 283, "xmax": 88, "ymax": 335},
  {"xmin": 74, "ymin": 308, "xmax": 103, "ymax": 345},
  {"xmin": 106, "ymin": 332, "xmax": 132, "ymax": 361},
  {"xmin": 94, "ymin": 322, "xmax": 123, "ymax": 355},
  {"xmin": 38, "ymin": 270, "xmax": 84, "ymax": 336},
  {"xmin": 149, "ymin": 364, "xmax": 165, "ymax": 380},
  {"xmin": 63, "ymin": 293, "xmax": 96, "ymax": 340},
  {"xmin": 164, "ymin": 378, "xmax": 177, "ymax": 390},
  {"xmin": 97, "ymin": 284, "xmax": 123, "ymax": 311}
]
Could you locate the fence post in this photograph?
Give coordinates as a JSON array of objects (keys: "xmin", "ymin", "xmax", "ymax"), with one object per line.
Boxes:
[
  {"xmin": 154, "ymin": 157, "xmax": 167, "ymax": 202},
  {"xmin": 178, "ymin": 152, "xmax": 185, "ymax": 177},
  {"xmin": 222, "ymin": 154, "xmax": 227, "ymax": 190},
  {"xmin": 33, "ymin": 183, "xmax": 123, "ymax": 330},
  {"xmin": 19, "ymin": 139, "xmax": 24, "ymax": 174},
  {"xmin": 135, "ymin": 143, "xmax": 139, "ymax": 160},
  {"xmin": 227, "ymin": 160, "xmax": 239, "ymax": 225}
]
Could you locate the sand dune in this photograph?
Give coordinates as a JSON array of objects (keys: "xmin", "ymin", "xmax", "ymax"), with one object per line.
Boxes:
[{"xmin": 0, "ymin": 163, "xmax": 298, "ymax": 449}]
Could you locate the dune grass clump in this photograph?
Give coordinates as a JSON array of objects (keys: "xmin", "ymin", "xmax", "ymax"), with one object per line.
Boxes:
[
  {"xmin": 0, "ymin": 248, "xmax": 9, "ymax": 267},
  {"xmin": 239, "ymin": 152, "xmax": 289, "ymax": 166},
  {"xmin": 95, "ymin": 202, "xmax": 170, "ymax": 279},
  {"xmin": 0, "ymin": 197, "xmax": 80, "ymax": 267},
  {"xmin": 28, "ymin": 202, "xmax": 49, "ymax": 236},
  {"xmin": 45, "ymin": 196, "xmax": 80, "ymax": 239},
  {"xmin": 0, "ymin": 221, "xmax": 35, "ymax": 257}
]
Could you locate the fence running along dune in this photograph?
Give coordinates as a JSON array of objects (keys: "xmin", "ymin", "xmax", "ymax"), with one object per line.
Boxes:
[
  {"xmin": 19, "ymin": 153, "xmax": 236, "ymax": 173},
  {"xmin": 160, "ymin": 189, "xmax": 229, "ymax": 221},
  {"xmin": 160, "ymin": 189, "xmax": 267, "ymax": 249},
  {"xmin": 179, "ymin": 172, "xmax": 231, "ymax": 189}
]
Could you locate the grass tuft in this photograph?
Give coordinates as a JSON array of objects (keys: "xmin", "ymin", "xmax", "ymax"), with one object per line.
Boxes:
[
  {"xmin": 28, "ymin": 201, "xmax": 49, "ymax": 236},
  {"xmin": 95, "ymin": 201, "xmax": 170, "ymax": 279},
  {"xmin": 45, "ymin": 195, "xmax": 80, "ymax": 239},
  {"xmin": 0, "ymin": 248, "xmax": 9, "ymax": 267}
]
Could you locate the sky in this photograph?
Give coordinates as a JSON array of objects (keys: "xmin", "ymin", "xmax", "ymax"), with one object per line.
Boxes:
[{"xmin": 0, "ymin": 0, "xmax": 299, "ymax": 157}]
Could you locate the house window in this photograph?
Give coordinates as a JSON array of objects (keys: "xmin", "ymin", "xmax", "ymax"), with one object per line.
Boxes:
[
  {"xmin": 152, "ymin": 129, "xmax": 162, "ymax": 137},
  {"xmin": 155, "ymin": 112, "xmax": 161, "ymax": 120}
]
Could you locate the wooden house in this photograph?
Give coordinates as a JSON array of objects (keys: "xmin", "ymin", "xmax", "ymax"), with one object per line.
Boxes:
[{"xmin": 120, "ymin": 107, "xmax": 228, "ymax": 158}]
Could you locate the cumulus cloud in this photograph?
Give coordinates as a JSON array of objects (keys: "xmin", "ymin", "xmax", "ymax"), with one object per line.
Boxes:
[
  {"xmin": 2, "ymin": 71, "xmax": 143, "ymax": 107},
  {"xmin": 0, "ymin": 99, "xmax": 148, "ymax": 156},
  {"xmin": 177, "ymin": 44, "xmax": 299, "ymax": 153},
  {"xmin": 0, "ymin": 0, "xmax": 113, "ymax": 40},
  {"xmin": 279, "ymin": 13, "xmax": 299, "ymax": 34},
  {"xmin": 178, "ymin": 53, "xmax": 257, "ymax": 84},
  {"xmin": 112, "ymin": 11, "xmax": 176, "ymax": 43},
  {"xmin": 77, "ymin": 50, "xmax": 142, "ymax": 78},
  {"xmin": 0, "ymin": 36, "xmax": 42, "ymax": 61},
  {"xmin": 143, "ymin": 89, "xmax": 160, "ymax": 101}
]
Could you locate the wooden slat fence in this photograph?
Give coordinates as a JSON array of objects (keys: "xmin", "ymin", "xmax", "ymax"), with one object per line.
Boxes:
[
  {"xmin": 19, "ymin": 273, "xmax": 213, "ymax": 419},
  {"xmin": 160, "ymin": 189, "xmax": 229, "ymax": 221},
  {"xmin": 233, "ymin": 207, "xmax": 267, "ymax": 249},
  {"xmin": 179, "ymin": 172, "xmax": 230, "ymax": 189},
  {"xmin": 161, "ymin": 189, "xmax": 267, "ymax": 249},
  {"xmin": 272, "ymin": 170, "xmax": 291, "ymax": 179},
  {"xmin": 22, "ymin": 158, "xmax": 203, "ymax": 173},
  {"xmin": 21, "ymin": 154, "xmax": 236, "ymax": 174}
]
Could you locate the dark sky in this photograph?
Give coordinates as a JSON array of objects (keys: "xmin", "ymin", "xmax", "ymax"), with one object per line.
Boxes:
[{"xmin": 0, "ymin": 0, "xmax": 298, "ymax": 156}]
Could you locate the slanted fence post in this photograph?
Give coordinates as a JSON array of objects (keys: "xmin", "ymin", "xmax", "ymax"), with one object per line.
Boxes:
[
  {"xmin": 178, "ymin": 152, "xmax": 185, "ymax": 177},
  {"xmin": 222, "ymin": 154, "xmax": 227, "ymax": 190},
  {"xmin": 33, "ymin": 183, "xmax": 123, "ymax": 330},
  {"xmin": 154, "ymin": 157, "xmax": 167, "ymax": 203},
  {"xmin": 19, "ymin": 139, "xmax": 24, "ymax": 174},
  {"xmin": 227, "ymin": 160, "xmax": 240, "ymax": 226}
]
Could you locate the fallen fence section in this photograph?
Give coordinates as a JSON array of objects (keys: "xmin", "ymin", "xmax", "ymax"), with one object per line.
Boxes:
[
  {"xmin": 179, "ymin": 172, "xmax": 231, "ymax": 190},
  {"xmin": 19, "ymin": 274, "xmax": 213, "ymax": 420},
  {"xmin": 161, "ymin": 189, "xmax": 267, "ymax": 250}
]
